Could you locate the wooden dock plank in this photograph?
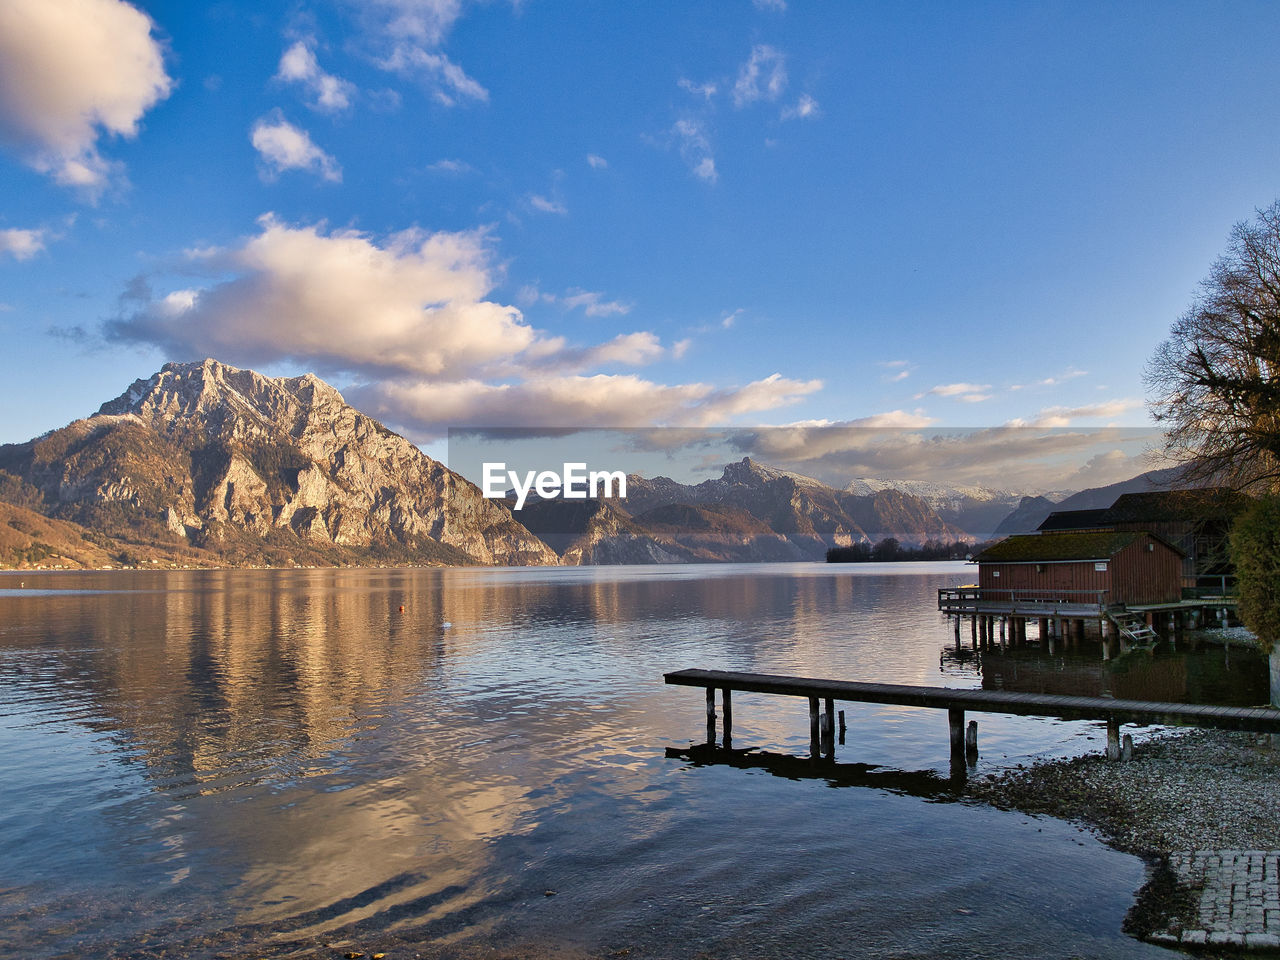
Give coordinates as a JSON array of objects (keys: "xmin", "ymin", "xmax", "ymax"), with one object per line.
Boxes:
[{"xmin": 664, "ymin": 668, "xmax": 1280, "ymax": 733}]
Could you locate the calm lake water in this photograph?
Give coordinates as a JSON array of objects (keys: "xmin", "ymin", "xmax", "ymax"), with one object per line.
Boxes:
[{"xmin": 0, "ymin": 562, "xmax": 1266, "ymax": 959}]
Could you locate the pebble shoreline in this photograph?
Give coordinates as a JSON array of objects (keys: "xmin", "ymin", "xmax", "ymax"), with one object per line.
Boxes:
[
  {"xmin": 962, "ymin": 727, "xmax": 1280, "ymax": 856},
  {"xmin": 963, "ymin": 726, "xmax": 1280, "ymax": 951}
]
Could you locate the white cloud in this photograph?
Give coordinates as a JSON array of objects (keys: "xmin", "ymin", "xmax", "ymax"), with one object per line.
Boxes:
[
  {"xmin": 372, "ymin": 0, "xmax": 464, "ymax": 47},
  {"xmin": 732, "ymin": 45, "xmax": 787, "ymax": 108},
  {"xmin": 1014, "ymin": 399, "xmax": 1142, "ymax": 428},
  {"xmin": 920, "ymin": 382, "xmax": 992, "ymax": 401},
  {"xmin": 1010, "ymin": 367, "xmax": 1090, "ymax": 390},
  {"xmin": 528, "ymin": 194, "xmax": 567, "ymax": 215},
  {"xmin": 727, "ymin": 421, "xmax": 1160, "ymax": 492},
  {"xmin": 679, "ymin": 77, "xmax": 718, "ymax": 101},
  {"xmin": 586, "ymin": 153, "xmax": 608, "ymax": 169},
  {"xmin": 0, "ymin": 0, "xmax": 171, "ymax": 195},
  {"xmin": 428, "ymin": 157, "xmax": 474, "ymax": 174},
  {"xmin": 0, "ymin": 228, "xmax": 47, "ymax": 261},
  {"xmin": 106, "ymin": 214, "xmax": 825, "ymax": 439},
  {"xmin": 560, "ymin": 289, "xmax": 630, "ymax": 317},
  {"xmin": 877, "ymin": 359, "xmax": 913, "ymax": 382},
  {"xmin": 353, "ymin": 1, "xmax": 488, "ymax": 106},
  {"xmin": 354, "ymin": 371, "xmax": 822, "ymax": 434},
  {"xmin": 572, "ymin": 331, "xmax": 665, "ymax": 369},
  {"xmin": 251, "ymin": 113, "xmax": 342, "ymax": 182},
  {"xmin": 672, "ymin": 338, "xmax": 692, "ymax": 359},
  {"xmin": 782, "ymin": 93, "xmax": 820, "ymax": 120},
  {"xmin": 379, "ymin": 45, "xmax": 488, "ymax": 105},
  {"xmin": 753, "ymin": 0, "xmax": 787, "ymax": 10},
  {"xmin": 277, "ymin": 40, "xmax": 356, "ymax": 113},
  {"xmin": 107, "ymin": 214, "xmax": 534, "ymax": 379},
  {"xmin": 521, "ymin": 285, "xmax": 631, "ymax": 318},
  {"xmin": 672, "ymin": 118, "xmax": 717, "ymax": 183}
]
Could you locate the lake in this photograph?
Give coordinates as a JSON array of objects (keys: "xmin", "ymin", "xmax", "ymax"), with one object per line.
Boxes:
[{"xmin": 0, "ymin": 562, "xmax": 1264, "ymax": 959}]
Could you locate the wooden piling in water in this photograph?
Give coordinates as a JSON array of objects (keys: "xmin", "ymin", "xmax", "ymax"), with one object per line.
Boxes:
[
  {"xmin": 948, "ymin": 707, "xmax": 965, "ymax": 757},
  {"xmin": 723, "ymin": 688, "xmax": 733, "ymax": 744},
  {"xmin": 1107, "ymin": 719, "xmax": 1121, "ymax": 761}
]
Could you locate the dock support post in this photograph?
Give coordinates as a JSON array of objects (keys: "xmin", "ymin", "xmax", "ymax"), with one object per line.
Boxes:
[
  {"xmin": 1121, "ymin": 733, "xmax": 1133, "ymax": 762},
  {"xmin": 706, "ymin": 687, "xmax": 716, "ymax": 745},
  {"xmin": 1106, "ymin": 719, "xmax": 1121, "ymax": 761},
  {"xmin": 822, "ymin": 697, "xmax": 835, "ymax": 756},
  {"xmin": 965, "ymin": 719, "xmax": 978, "ymax": 758},
  {"xmin": 949, "ymin": 707, "xmax": 965, "ymax": 758},
  {"xmin": 722, "ymin": 688, "xmax": 733, "ymax": 746},
  {"xmin": 809, "ymin": 697, "xmax": 820, "ymax": 758},
  {"xmin": 838, "ymin": 709, "xmax": 846, "ymax": 745}
]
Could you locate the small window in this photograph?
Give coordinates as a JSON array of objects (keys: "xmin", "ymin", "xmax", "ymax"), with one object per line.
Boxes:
[
  {"xmin": 1145, "ymin": 543, "xmax": 1154, "ymax": 552},
  {"xmin": 1035, "ymin": 564, "xmax": 1045, "ymax": 574},
  {"xmin": 992, "ymin": 569, "xmax": 1000, "ymax": 577},
  {"xmin": 1094, "ymin": 561, "xmax": 1108, "ymax": 572}
]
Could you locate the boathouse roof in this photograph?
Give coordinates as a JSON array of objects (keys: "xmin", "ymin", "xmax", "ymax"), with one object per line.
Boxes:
[
  {"xmin": 1036, "ymin": 509, "xmax": 1111, "ymax": 532},
  {"xmin": 1103, "ymin": 488, "xmax": 1245, "ymax": 523},
  {"xmin": 974, "ymin": 530, "xmax": 1183, "ymax": 564}
]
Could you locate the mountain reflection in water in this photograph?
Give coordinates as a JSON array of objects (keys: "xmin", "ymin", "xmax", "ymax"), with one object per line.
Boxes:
[{"xmin": 0, "ymin": 563, "xmax": 1248, "ymax": 959}]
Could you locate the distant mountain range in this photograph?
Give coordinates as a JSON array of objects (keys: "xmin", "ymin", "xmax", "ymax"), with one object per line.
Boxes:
[
  {"xmin": 989, "ymin": 467, "xmax": 1185, "ymax": 536},
  {"xmin": 0, "ymin": 359, "xmax": 1169, "ymax": 570},
  {"xmin": 845, "ymin": 477, "xmax": 1071, "ymax": 538}
]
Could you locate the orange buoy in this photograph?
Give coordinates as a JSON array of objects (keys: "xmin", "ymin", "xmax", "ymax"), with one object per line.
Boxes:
[{"xmin": 398, "ymin": 605, "xmax": 405, "ymax": 613}]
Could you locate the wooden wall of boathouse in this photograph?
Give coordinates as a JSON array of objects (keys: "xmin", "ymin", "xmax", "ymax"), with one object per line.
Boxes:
[{"xmin": 976, "ymin": 532, "xmax": 1182, "ymax": 606}]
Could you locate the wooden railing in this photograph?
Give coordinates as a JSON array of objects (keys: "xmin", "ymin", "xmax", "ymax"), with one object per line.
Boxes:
[{"xmin": 938, "ymin": 587, "xmax": 1109, "ymax": 613}]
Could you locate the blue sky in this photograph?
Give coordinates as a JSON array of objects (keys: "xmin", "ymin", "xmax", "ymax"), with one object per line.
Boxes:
[{"xmin": 2, "ymin": 1, "xmax": 1279, "ymax": 487}]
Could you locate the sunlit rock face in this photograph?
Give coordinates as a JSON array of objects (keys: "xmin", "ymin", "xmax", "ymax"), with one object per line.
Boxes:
[{"xmin": 1, "ymin": 358, "xmax": 559, "ymax": 567}]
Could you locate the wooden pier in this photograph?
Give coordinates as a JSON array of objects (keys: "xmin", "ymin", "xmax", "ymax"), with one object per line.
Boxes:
[{"xmin": 665, "ymin": 668, "xmax": 1280, "ymax": 763}]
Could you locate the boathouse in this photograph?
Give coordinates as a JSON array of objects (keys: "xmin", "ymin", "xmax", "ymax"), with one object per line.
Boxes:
[
  {"xmin": 1036, "ymin": 489, "xmax": 1245, "ymax": 592},
  {"xmin": 974, "ymin": 530, "xmax": 1184, "ymax": 607}
]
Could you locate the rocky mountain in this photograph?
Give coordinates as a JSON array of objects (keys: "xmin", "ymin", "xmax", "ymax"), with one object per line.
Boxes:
[
  {"xmin": 0, "ymin": 359, "xmax": 558, "ymax": 568},
  {"xmin": 844, "ymin": 477, "xmax": 1069, "ymax": 540},
  {"xmin": 619, "ymin": 458, "xmax": 965, "ymax": 559},
  {"xmin": 0, "ymin": 499, "xmax": 119, "ymax": 569},
  {"xmin": 631, "ymin": 502, "xmax": 805, "ymax": 562},
  {"xmin": 512, "ymin": 498, "xmax": 685, "ymax": 565}
]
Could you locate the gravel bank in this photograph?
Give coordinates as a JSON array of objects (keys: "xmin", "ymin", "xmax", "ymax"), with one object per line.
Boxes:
[
  {"xmin": 963, "ymin": 727, "xmax": 1280, "ymax": 857},
  {"xmin": 964, "ymin": 727, "xmax": 1280, "ymax": 949}
]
